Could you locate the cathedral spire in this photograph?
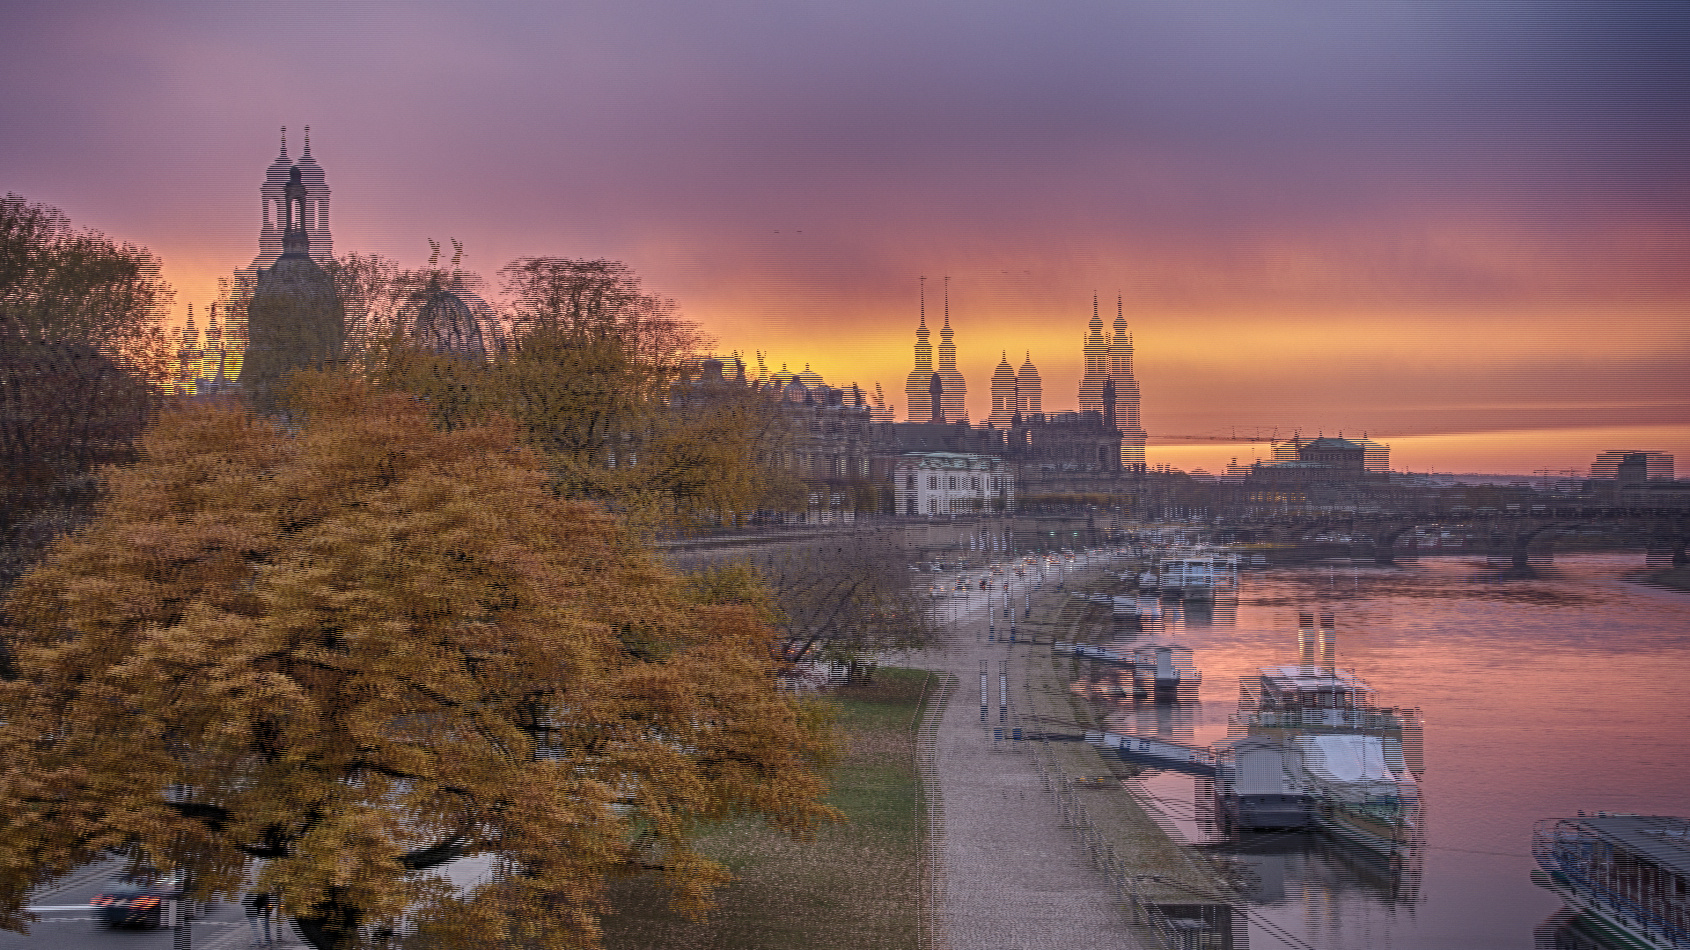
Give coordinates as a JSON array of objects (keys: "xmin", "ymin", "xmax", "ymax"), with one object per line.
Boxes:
[
  {"xmin": 279, "ymin": 126, "xmax": 287, "ymax": 159},
  {"xmin": 302, "ymin": 125, "xmax": 311, "ymax": 159},
  {"xmin": 919, "ymin": 275, "xmax": 926, "ymax": 329}
]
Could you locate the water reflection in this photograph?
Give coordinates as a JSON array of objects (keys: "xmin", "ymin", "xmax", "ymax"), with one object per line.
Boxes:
[
  {"xmin": 1214, "ymin": 830, "xmax": 1423, "ymax": 909},
  {"xmin": 1083, "ymin": 553, "xmax": 1690, "ymax": 950}
]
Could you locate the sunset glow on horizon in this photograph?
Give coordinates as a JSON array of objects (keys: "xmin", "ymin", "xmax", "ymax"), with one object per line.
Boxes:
[{"xmin": 6, "ymin": 3, "xmax": 1685, "ymax": 476}]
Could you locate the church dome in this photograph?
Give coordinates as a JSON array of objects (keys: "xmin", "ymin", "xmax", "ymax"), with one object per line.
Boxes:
[
  {"xmin": 1017, "ymin": 351, "xmax": 1041, "ymax": 386},
  {"xmin": 1016, "ymin": 351, "xmax": 1043, "ymax": 416},
  {"xmin": 768, "ymin": 363, "xmax": 798, "ymax": 389},
  {"xmin": 242, "ymin": 251, "xmax": 344, "ymax": 412},
  {"xmin": 796, "ymin": 363, "xmax": 824, "ymax": 388},
  {"xmin": 989, "ymin": 350, "xmax": 1018, "ymax": 426},
  {"xmin": 992, "ymin": 353, "xmax": 1016, "ymax": 387},
  {"xmin": 402, "ymin": 277, "xmax": 503, "ymax": 360}
]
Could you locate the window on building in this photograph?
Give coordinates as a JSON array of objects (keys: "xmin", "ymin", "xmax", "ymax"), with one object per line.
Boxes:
[
  {"xmin": 906, "ymin": 474, "xmax": 916, "ymax": 490},
  {"xmin": 929, "ymin": 475, "xmax": 938, "ymax": 490},
  {"xmin": 971, "ymin": 476, "xmax": 979, "ymax": 491},
  {"xmin": 948, "ymin": 476, "xmax": 957, "ymax": 490},
  {"xmin": 907, "ymin": 497, "xmax": 917, "ymax": 515}
]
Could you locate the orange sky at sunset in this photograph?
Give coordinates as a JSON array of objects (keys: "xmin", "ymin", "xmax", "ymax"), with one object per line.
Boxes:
[{"xmin": 5, "ymin": 4, "xmax": 1685, "ymax": 476}]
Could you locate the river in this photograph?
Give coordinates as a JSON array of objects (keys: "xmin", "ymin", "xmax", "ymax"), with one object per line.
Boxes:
[{"xmin": 1090, "ymin": 552, "xmax": 1690, "ymax": 950}]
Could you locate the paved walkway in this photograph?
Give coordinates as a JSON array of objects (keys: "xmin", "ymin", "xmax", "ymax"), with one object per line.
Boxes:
[{"xmin": 918, "ymin": 577, "xmax": 1148, "ymax": 950}]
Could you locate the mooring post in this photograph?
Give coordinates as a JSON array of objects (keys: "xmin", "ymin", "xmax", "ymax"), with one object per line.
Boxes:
[{"xmin": 998, "ymin": 660, "xmax": 1007, "ymax": 725}]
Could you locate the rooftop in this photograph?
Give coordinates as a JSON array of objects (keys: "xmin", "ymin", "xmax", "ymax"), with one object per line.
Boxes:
[{"xmin": 1576, "ymin": 815, "xmax": 1690, "ymax": 877}]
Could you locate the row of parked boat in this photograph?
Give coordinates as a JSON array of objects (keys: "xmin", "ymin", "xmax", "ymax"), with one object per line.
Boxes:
[
  {"xmin": 1115, "ymin": 548, "xmax": 1266, "ymax": 604},
  {"xmin": 1080, "ymin": 601, "xmax": 1688, "ymax": 949}
]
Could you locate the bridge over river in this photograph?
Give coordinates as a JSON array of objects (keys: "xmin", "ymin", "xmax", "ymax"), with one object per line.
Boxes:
[{"xmin": 1221, "ymin": 501, "xmax": 1690, "ymax": 570}]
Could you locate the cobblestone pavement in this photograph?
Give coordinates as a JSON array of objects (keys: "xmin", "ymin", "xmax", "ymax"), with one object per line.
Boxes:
[{"xmin": 918, "ymin": 575, "xmax": 1148, "ymax": 950}]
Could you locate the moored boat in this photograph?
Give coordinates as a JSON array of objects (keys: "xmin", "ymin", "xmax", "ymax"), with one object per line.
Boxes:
[
  {"xmin": 1532, "ymin": 814, "xmax": 1690, "ymax": 950},
  {"xmin": 1225, "ymin": 611, "xmax": 1425, "ymax": 859}
]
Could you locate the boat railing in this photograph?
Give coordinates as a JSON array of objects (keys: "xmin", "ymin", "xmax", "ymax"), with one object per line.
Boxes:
[
  {"xmin": 1533, "ymin": 821, "xmax": 1690, "ymax": 948},
  {"xmin": 1245, "ymin": 708, "xmax": 1406, "ymax": 732}
]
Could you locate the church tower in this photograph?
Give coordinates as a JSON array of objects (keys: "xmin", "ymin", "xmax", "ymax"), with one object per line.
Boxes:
[
  {"xmin": 904, "ymin": 278, "xmax": 935, "ymax": 422},
  {"xmin": 256, "ymin": 126, "xmax": 331, "ymax": 269},
  {"xmin": 1078, "ymin": 295, "xmax": 1109, "ymax": 414},
  {"xmin": 1110, "ymin": 295, "xmax": 1147, "ymax": 470},
  {"xmin": 173, "ymin": 304, "xmax": 202, "ymax": 396},
  {"xmin": 934, "ymin": 277, "xmax": 967, "ymax": 423},
  {"xmin": 243, "ymin": 150, "xmax": 345, "ymax": 413},
  {"xmin": 989, "ymin": 351, "xmax": 1018, "ymax": 427},
  {"xmin": 1016, "ymin": 351, "xmax": 1042, "ymax": 417}
]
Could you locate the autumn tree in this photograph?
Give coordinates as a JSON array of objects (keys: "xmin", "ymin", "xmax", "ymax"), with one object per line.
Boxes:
[
  {"xmin": 0, "ymin": 375, "xmax": 834, "ymax": 950},
  {"xmin": 0, "ymin": 194, "xmax": 173, "ymax": 372},
  {"xmin": 0, "ymin": 195, "xmax": 166, "ymax": 620},
  {"xmin": 351, "ymin": 255, "xmax": 795, "ymax": 531}
]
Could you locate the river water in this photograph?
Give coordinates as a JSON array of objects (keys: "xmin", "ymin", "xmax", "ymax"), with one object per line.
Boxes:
[{"xmin": 1090, "ymin": 552, "xmax": 1690, "ymax": 950}]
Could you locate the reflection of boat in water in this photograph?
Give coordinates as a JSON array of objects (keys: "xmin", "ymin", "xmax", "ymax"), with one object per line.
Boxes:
[
  {"xmin": 1220, "ymin": 611, "xmax": 1425, "ymax": 861},
  {"xmin": 1207, "ymin": 825, "xmax": 1424, "ymax": 907},
  {"xmin": 1532, "ymin": 814, "xmax": 1690, "ymax": 950}
]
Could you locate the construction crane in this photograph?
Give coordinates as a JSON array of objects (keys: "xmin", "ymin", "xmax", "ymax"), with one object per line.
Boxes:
[{"xmin": 1151, "ymin": 428, "xmax": 1285, "ymax": 443}]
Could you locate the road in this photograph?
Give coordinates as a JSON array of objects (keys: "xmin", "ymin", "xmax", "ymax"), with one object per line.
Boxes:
[{"xmin": 2, "ymin": 861, "xmax": 302, "ymax": 950}]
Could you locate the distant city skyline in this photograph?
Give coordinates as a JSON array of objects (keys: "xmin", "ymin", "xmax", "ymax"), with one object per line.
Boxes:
[{"xmin": 5, "ymin": 2, "xmax": 1684, "ymax": 475}]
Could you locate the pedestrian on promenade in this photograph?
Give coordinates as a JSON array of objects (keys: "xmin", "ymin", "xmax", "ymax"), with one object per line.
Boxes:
[{"xmin": 244, "ymin": 890, "xmax": 273, "ymax": 946}]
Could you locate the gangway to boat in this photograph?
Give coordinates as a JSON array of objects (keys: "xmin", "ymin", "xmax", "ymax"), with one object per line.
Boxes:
[
  {"xmin": 1054, "ymin": 641, "xmax": 1201, "ymax": 697},
  {"xmin": 1087, "ymin": 730, "xmax": 1218, "ymax": 778}
]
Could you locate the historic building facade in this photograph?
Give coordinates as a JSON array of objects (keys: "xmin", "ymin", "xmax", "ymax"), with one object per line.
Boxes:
[
  {"xmin": 676, "ymin": 355, "xmax": 896, "ymax": 522},
  {"xmin": 891, "ymin": 452, "xmax": 1014, "ymax": 516}
]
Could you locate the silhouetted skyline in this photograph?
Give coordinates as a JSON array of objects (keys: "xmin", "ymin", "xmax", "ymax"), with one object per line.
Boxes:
[{"xmin": 4, "ymin": 2, "xmax": 1685, "ymax": 473}]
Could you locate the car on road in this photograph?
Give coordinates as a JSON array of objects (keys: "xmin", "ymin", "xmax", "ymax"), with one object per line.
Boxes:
[{"xmin": 92, "ymin": 874, "xmax": 185, "ymax": 929}]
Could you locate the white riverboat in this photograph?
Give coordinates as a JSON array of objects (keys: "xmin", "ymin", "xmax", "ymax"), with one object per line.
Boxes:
[
  {"xmin": 1156, "ymin": 553, "xmax": 1239, "ymax": 602},
  {"xmin": 1532, "ymin": 814, "xmax": 1690, "ymax": 950},
  {"xmin": 1225, "ymin": 613, "xmax": 1425, "ymax": 859}
]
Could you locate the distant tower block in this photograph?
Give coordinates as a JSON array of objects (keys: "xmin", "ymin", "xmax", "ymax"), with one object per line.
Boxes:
[
  {"xmin": 1111, "ymin": 295, "xmax": 1146, "ymax": 470},
  {"xmin": 989, "ymin": 350, "xmax": 1018, "ymax": 427},
  {"xmin": 1078, "ymin": 295, "xmax": 1109, "ymax": 414},
  {"xmin": 1016, "ymin": 351, "xmax": 1042, "ymax": 417},
  {"xmin": 934, "ymin": 277, "xmax": 967, "ymax": 422},
  {"xmin": 904, "ymin": 278, "xmax": 935, "ymax": 422}
]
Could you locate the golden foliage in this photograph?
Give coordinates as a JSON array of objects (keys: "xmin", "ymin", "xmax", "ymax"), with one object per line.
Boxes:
[
  {"xmin": 355, "ymin": 256, "xmax": 794, "ymax": 532},
  {"xmin": 0, "ymin": 375, "xmax": 833, "ymax": 949}
]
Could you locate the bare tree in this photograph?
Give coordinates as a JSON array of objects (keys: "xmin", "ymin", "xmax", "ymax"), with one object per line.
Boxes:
[{"xmin": 725, "ymin": 531, "xmax": 936, "ymax": 679}]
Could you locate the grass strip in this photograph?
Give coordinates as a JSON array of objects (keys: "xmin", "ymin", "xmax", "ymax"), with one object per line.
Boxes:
[{"xmin": 601, "ymin": 666, "xmax": 931, "ymax": 950}]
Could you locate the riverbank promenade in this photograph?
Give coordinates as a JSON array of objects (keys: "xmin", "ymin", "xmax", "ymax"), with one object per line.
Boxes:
[{"xmin": 916, "ymin": 570, "xmax": 1150, "ymax": 950}]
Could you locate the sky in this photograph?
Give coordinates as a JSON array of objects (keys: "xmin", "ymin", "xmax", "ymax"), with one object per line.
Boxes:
[{"xmin": 4, "ymin": 1, "xmax": 1687, "ymax": 475}]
